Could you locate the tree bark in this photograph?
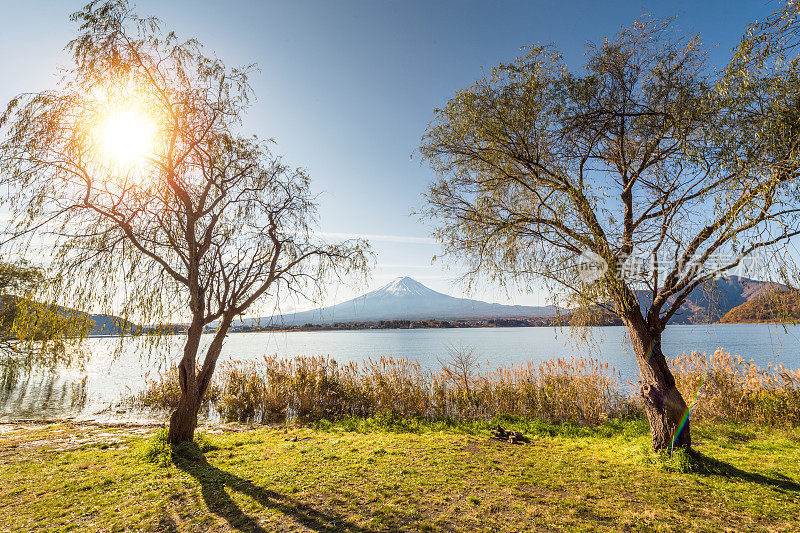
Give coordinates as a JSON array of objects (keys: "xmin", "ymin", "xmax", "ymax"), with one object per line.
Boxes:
[
  {"xmin": 167, "ymin": 317, "xmax": 232, "ymax": 445},
  {"xmin": 167, "ymin": 318, "xmax": 204, "ymax": 445},
  {"xmin": 168, "ymin": 392, "xmax": 200, "ymax": 444},
  {"xmin": 625, "ymin": 317, "xmax": 691, "ymax": 451},
  {"xmin": 196, "ymin": 318, "xmax": 232, "ymax": 400}
]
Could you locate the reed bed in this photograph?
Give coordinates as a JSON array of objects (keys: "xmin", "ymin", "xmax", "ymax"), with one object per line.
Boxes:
[
  {"xmin": 133, "ymin": 352, "xmax": 638, "ymax": 425},
  {"xmin": 131, "ymin": 349, "xmax": 800, "ymax": 427},
  {"xmin": 131, "ymin": 366, "xmax": 219, "ymax": 414},
  {"xmin": 670, "ymin": 348, "xmax": 800, "ymax": 427}
]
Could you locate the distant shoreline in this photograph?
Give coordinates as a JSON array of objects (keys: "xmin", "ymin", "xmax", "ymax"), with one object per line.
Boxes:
[
  {"xmin": 87, "ymin": 319, "xmax": 799, "ymax": 339},
  {"xmin": 222, "ymin": 317, "xmax": 799, "ymax": 334},
  {"xmin": 223, "ymin": 316, "xmax": 576, "ymax": 334}
]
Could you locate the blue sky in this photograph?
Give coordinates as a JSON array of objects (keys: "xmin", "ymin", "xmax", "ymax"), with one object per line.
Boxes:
[{"xmin": 0, "ymin": 0, "xmax": 776, "ymax": 310}]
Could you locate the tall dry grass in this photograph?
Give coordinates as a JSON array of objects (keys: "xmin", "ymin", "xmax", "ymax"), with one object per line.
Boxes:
[
  {"xmin": 208, "ymin": 351, "xmax": 637, "ymax": 425},
  {"xmin": 131, "ymin": 348, "xmax": 800, "ymax": 428},
  {"xmin": 131, "ymin": 366, "xmax": 219, "ymax": 413},
  {"xmin": 670, "ymin": 348, "xmax": 800, "ymax": 427}
]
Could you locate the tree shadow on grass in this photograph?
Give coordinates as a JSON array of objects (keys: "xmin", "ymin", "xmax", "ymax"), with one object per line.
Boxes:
[
  {"xmin": 683, "ymin": 450, "xmax": 800, "ymax": 492},
  {"xmin": 173, "ymin": 445, "xmax": 375, "ymax": 533}
]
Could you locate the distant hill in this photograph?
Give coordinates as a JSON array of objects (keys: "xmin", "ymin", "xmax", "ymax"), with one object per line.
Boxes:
[
  {"xmin": 515, "ymin": 276, "xmax": 784, "ymax": 326},
  {"xmin": 86, "ymin": 313, "xmax": 142, "ymax": 336},
  {"xmin": 0, "ymin": 294, "xmax": 141, "ymax": 337},
  {"xmin": 720, "ymin": 289, "xmax": 800, "ymax": 324},
  {"xmin": 639, "ymin": 276, "xmax": 786, "ymax": 324},
  {"xmin": 247, "ymin": 277, "xmax": 560, "ymax": 326}
]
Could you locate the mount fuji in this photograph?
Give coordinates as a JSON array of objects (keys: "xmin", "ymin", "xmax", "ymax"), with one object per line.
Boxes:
[{"xmin": 250, "ymin": 277, "xmax": 559, "ymax": 326}]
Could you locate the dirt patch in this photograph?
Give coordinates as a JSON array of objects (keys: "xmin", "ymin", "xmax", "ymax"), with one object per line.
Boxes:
[{"xmin": 0, "ymin": 419, "xmax": 263, "ymax": 452}]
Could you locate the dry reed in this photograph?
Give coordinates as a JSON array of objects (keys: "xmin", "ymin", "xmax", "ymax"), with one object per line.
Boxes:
[
  {"xmin": 131, "ymin": 365, "xmax": 219, "ymax": 413},
  {"xmin": 670, "ymin": 348, "xmax": 800, "ymax": 427},
  {"xmin": 210, "ymin": 352, "xmax": 636, "ymax": 425},
  {"xmin": 131, "ymin": 349, "xmax": 800, "ymax": 428}
]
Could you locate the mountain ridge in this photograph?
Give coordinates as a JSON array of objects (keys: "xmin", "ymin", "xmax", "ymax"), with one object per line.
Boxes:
[
  {"xmin": 246, "ymin": 277, "xmax": 560, "ymax": 326},
  {"xmin": 720, "ymin": 288, "xmax": 800, "ymax": 323},
  {"xmin": 241, "ymin": 275, "xmax": 784, "ymax": 328}
]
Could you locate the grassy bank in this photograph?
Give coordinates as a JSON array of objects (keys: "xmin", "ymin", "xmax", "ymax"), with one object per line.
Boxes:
[{"xmin": 0, "ymin": 418, "xmax": 798, "ymax": 532}]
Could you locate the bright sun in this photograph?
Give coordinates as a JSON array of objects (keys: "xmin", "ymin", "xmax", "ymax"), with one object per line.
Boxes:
[{"xmin": 97, "ymin": 109, "xmax": 157, "ymax": 166}]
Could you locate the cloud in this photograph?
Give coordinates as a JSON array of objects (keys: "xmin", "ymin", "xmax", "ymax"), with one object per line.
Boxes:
[
  {"xmin": 372, "ymin": 273, "xmax": 451, "ymax": 280},
  {"xmin": 376, "ymin": 263, "xmax": 436, "ymax": 269},
  {"xmin": 316, "ymin": 232, "xmax": 437, "ymax": 244}
]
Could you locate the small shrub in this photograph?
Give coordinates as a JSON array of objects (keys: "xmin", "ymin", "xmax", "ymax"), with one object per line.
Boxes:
[
  {"xmin": 193, "ymin": 432, "xmax": 218, "ymax": 453},
  {"xmin": 141, "ymin": 428, "xmax": 172, "ymax": 466},
  {"xmin": 647, "ymin": 447, "xmax": 730, "ymax": 475},
  {"xmin": 141, "ymin": 428, "xmax": 216, "ymax": 466},
  {"xmin": 662, "ymin": 448, "xmax": 696, "ymax": 474}
]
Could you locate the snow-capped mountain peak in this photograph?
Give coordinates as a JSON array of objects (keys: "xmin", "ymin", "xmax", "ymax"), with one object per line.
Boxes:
[
  {"xmin": 377, "ymin": 276, "xmax": 436, "ymax": 297},
  {"xmin": 253, "ymin": 276, "xmax": 559, "ymax": 324}
]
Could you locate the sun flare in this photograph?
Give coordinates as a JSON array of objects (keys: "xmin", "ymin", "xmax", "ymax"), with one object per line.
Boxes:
[{"xmin": 97, "ymin": 109, "xmax": 157, "ymax": 166}]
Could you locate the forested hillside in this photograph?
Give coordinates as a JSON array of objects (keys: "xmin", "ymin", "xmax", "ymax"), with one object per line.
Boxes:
[{"xmin": 720, "ymin": 290, "xmax": 800, "ymax": 323}]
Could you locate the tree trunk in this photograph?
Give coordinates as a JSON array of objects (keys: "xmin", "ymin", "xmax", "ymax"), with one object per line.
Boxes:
[
  {"xmin": 167, "ymin": 319, "xmax": 204, "ymax": 445},
  {"xmin": 626, "ymin": 319, "xmax": 691, "ymax": 451},
  {"xmin": 167, "ymin": 317, "xmax": 232, "ymax": 445},
  {"xmin": 168, "ymin": 393, "xmax": 200, "ymax": 444},
  {"xmin": 196, "ymin": 319, "xmax": 232, "ymax": 401}
]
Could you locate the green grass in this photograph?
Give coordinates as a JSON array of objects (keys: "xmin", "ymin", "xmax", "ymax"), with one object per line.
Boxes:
[{"xmin": 0, "ymin": 419, "xmax": 798, "ymax": 531}]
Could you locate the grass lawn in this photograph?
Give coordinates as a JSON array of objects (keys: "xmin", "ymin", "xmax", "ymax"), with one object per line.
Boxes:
[{"xmin": 0, "ymin": 417, "xmax": 798, "ymax": 532}]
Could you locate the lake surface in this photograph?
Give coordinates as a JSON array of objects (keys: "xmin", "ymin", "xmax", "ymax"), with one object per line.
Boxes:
[{"xmin": 2, "ymin": 324, "xmax": 799, "ymax": 421}]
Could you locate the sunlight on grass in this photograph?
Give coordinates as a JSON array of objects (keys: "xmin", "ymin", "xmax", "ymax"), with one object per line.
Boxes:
[{"xmin": 0, "ymin": 420, "xmax": 797, "ymax": 531}]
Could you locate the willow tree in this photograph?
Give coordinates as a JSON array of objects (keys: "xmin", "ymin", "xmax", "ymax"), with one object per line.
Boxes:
[
  {"xmin": 0, "ymin": 261, "xmax": 89, "ymax": 380},
  {"xmin": 420, "ymin": 18, "xmax": 800, "ymax": 450},
  {"xmin": 0, "ymin": 262, "xmax": 45, "ymax": 367},
  {"xmin": 0, "ymin": 1, "xmax": 368, "ymax": 443}
]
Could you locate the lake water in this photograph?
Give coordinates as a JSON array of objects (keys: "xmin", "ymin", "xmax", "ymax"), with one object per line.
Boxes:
[{"xmin": 2, "ymin": 324, "xmax": 799, "ymax": 421}]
